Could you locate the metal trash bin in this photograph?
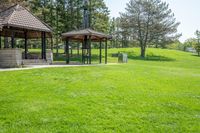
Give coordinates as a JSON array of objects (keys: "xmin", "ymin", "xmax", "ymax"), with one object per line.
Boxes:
[
  {"xmin": 46, "ymin": 50, "xmax": 53, "ymax": 64},
  {"xmin": 118, "ymin": 53, "xmax": 128, "ymax": 63}
]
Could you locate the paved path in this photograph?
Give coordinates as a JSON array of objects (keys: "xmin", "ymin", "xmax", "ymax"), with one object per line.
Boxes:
[{"xmin": 0, "ymin": 63, "xmax": 118, "ymax": 72}]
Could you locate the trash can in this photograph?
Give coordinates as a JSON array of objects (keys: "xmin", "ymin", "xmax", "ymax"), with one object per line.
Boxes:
[
  {"xmin": 46, "ymin": 50, "xmax": 53, "ymax": 64},
  {"xmin": 118, "ymin": 53, "xmax": 128, "ymax": 63}
]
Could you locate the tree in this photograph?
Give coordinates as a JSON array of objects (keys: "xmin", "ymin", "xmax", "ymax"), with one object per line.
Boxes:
[
  {"xmin": 90, "ymin": 0, "xmax": 110, "ymax": 32},
  {"xmin": 183, "ymin": 38, "xmax": 196, "ymax": 51},
  {"xmin": 194, "ymin": 30, "xmax": 200, "ymax": 56},
  {"xmin": 109, "ymin": 17, "xmax": 127, "ymax": 48},
  {"xmin": 0, "ymin": 0, "xmax": 26, "ymax": 10},
  {"xmin": 120, "ymin": 0, "xmax": 180, "ymax": 57}
]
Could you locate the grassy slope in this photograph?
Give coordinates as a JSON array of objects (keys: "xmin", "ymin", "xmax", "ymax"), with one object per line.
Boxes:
[{"xmin": 0, "ymin": 48, "xmax": 200, "ymax": 133}]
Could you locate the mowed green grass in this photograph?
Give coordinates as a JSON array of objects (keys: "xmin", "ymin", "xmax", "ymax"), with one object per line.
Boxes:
[{"xmin": 0, "ymin": 48, "xmax": 200, "ymax": 132}]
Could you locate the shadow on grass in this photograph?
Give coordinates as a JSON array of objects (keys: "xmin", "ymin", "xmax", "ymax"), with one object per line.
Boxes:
[
  {"xmin": 54, "ymin": 51, "xmax": 176, "ymax": 62},
  {"xmin": 191, "ymin": 54, "xmax": 200, "ymax": 58},
  {"xmin": 111, "ymin": 51, "xmax": 176, "ymax": 62},
  {"xmin": 128, "ymin": 55, "xmax": 176, "ymax": 61},
  {"xmin": 54, "ymin": 53, "xmax": 82, "ymax": 62},
  {"xmin": 53, "ymin": 53, "xmax": 102, "ymax": 62}
]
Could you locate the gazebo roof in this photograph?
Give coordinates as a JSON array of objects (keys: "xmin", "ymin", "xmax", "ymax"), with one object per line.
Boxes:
[
  {"xmin": 0, "ymin": 4, "xmax": 52, "ymax": 38},
  {"xmin": 62, "ymin": 28, "xmax": 112, "ymax": 42},
  {"xmin": 0, "ymin": 18, "xmax": 3, "ymax": 31}
]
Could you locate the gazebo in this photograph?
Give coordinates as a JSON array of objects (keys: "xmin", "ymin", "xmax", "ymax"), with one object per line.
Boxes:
[
  {"xmin": 62, "ymin": 0, "xmax": 111, "ymax": 65},
  {"xmin": 0, "ymin": 4, "xmax": 52, "ymax": 67},
  {"xmin": 62, "ymin": 28, "xmax": 111, "ymax": 64}
]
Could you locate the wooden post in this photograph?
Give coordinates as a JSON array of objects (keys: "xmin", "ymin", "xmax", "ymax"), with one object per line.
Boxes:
[
  {"xmin": 11, "ymin": 32, "xmax": 15, "ymax": 48},
  {"xmin": 44, "ymin": 32, "xmax": 46, "ymax": 60},
  {"xmin": 41, "ymin": 32, "xmax": 44, "ymax": 59},
  {"xmin": 65, "ymin": 38, "xmax": 70, "ymax": 64},
  {"xmin": 105, "ymin": 39, "xmax": 108, "ymax": 64},
  {"xmin": 82, "ymin": 41, "xmax": 84, "ymax": 64},
  {"xmin": 24, "ymin": 31, "xmax": 28, "ymax": 59},
  {"xmin": 87, "ymin": 49, "xmax": 89, "ymax": 64},
  {"xmin": 41, "ymin": 32, "xmax": 46, "ymax": 59},
  {"xmin": 99, "ymin": 40, "xmax": 102, "ymax": 64},
  {"xmin": 83, "ymin": 36, "xmax": 87, "ymax": 64},
  {"xmin": 89, "ymin": 35, "xmax": 92, "ymax": 64}
]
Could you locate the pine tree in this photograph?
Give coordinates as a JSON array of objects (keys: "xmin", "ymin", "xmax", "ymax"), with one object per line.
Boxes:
[{"xmin": 120, "ymin": 0, "xmax": 180, "ymax": 57}]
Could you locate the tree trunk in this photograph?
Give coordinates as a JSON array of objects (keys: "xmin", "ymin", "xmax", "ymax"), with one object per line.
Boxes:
[
  {"xmin": 56, "ymin": 5, "xmax": 59, "ymax": 57},
  {"xmin": 140, "ymin": 46, "xmax": 146, "ymax": 58},
  {"xmin": 155, "ymin": 44, "xmax": 158, "ymax": 48}
]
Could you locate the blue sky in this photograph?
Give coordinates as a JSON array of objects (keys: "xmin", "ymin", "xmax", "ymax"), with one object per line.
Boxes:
[{"xmin": 104, "ymin": 0, "xmax": 200, "ymax": 42}]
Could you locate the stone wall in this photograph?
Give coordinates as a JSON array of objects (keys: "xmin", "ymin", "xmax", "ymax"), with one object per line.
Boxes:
[{"xmin": 0, "ymin": 49, "xmax": 22, "ymax": 68}]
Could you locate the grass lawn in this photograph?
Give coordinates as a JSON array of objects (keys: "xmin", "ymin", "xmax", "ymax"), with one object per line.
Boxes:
[{"xmin": 0, "ymin": 48, "xmax": 200, "ymax": 132}]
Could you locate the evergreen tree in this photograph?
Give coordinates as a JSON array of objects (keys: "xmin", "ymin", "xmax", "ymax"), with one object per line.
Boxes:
[
  {"xmin": 120, "ymin": 0, "xmax": 180, "ymax": 57},
  {"xmin": 90, "ymin": 0, "xmax": 110, "ymax": 32},
  {"xmin": 1, "ymin": 0, "xmax": 110, "ymax": 52}
]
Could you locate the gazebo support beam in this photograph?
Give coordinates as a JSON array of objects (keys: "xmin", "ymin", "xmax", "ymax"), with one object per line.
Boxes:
[
  {"xmin": 105, "ymin": 39, "xmax": 108, "ymax": 64},
  {"xmin": 41, "ymin": 32, "xmax": 44, "ymax": 59},
  {"xmin": 82, "ymin": 41, "xmax": 84, "ymax": 64},
  {"xmin": 11, "ymin": 32, "xmax": 15, "ymax": 48},
  {"xmin": 65, "ymin": 38, "xmax": 70, "ymax": 64},
  {"xmin": 41, "ymin": 32, "xmax": 46, "ymax": 60},
  {"xmin": 24, "ymin": 31, "xmax": 28, "ymax": 59},
  {"xmin": 44, "ymin": 32, "xmax": 46, "ymax": 59},
  {"xmin": 99, "ymin": 40, "xmax": 102, "ymax": 64},
  {"xmin": 89, "ymin": 36, "xmax": 92, "ymax": 64}
]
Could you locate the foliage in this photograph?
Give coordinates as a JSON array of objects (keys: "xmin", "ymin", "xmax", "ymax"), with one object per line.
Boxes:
[
  {"xmin": 109, "ymin": 17, "xmax": 137, "ymax": 48},
  {"xmin": 183, "ymin": 38, "xmax": 196, "ymax": 51},
  {"xmin": 167, "ymin": 41, "xmax": 184, "ymax": 51},
  {"xmin": 28, "ymin": 0, "xmax": 109, "ymax": 33},
  {"xmin": 0, "ymin": 48, "xmax": 200, "ymax": 132},
  {"xmin": 194, "ymin": 30, "xmax": 200, "ymax": 56},
  {"xmin": 28, "ymin": 0, "xmax": 109, "ymax": 54},
  {"xmin": 0, "ymin": 0, "xmax": 110, "ymax": 53},
  {"xmin": 119, "ymin": 0, "xmax": 180, "ymax": 57},
  {"xmin": 167, "ymin": 38, "xmax": 198, "ymax": 53},
  {"xmin": 0, "ymin": 0, "xmax": 26, "ymax": 11}
]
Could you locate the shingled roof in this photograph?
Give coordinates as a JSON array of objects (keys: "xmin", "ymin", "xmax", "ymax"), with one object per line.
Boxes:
[
  {"xmin": 0, "ymin": 18, "xmax": 2, "ymax": 31},
  {"xmin": 62, "ymin": 28, "xmax": 111, "ymax": 41},
  {"xmin": 0, "ymin": 4, "xmax": 52, "ymax": 32}
]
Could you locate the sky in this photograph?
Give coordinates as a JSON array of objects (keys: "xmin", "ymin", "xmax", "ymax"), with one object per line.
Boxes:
[{"xmin": 104, "ymin": 0, "xmax": 200, "ymax": 42}]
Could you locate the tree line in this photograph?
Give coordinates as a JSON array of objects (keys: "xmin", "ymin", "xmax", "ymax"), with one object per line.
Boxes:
[
  {"xmin": 170, "ymin": 30, "xmax": 200, "ymax": 56},
  {"xmin": 1, "ymin": 0, "xmax": 181, "ymax": 57},
  {"xmin": 1, "ymin": 0, "xmax": 110, "ymax": 52},
  {"xmin": 110, "ymin": 0, "xmax": 181, "ymax": 57}
]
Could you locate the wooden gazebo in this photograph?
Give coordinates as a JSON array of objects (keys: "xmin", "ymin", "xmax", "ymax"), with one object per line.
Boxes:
[
  {"xmin": 62, "ymin": 0, "xmax": 111, "ymax": 65},
  {"xmin": 62, "ymin": 28, "xmax": 111, "ymax": 64},
  {"xmin": 0, "ymin": 4, "xmax": 52, "ymax": 60}
]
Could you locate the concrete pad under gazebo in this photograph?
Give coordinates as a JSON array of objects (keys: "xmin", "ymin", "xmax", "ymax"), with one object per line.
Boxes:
[
  {"xmin": 0, "ymin": 4, "xmax": 52, "ymax": 68},
  {"xmin": 62, "ymin": 28, "xmax": 111, "ymax": 64}
]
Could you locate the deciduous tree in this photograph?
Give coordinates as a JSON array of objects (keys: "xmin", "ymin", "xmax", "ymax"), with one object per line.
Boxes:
[{"xmin": 194, "ymin": 30, "xmax": 200, "ymax": 56}]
